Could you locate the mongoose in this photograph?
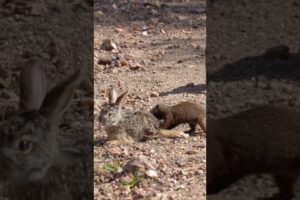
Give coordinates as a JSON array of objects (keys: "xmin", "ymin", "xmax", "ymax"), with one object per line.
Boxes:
[
  {"xmin": 150, "ymin": 102, "xmax": 206, "ymax": 132},
  {"xmin": 207, "ymin": 105, "xmax": 300, "ymax": 200}
]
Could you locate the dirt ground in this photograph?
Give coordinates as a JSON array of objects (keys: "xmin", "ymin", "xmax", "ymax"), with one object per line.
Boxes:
[
  {"xmin": 0, "ymin": 1, "xmax": 93, "ymax": 199},
  {"xmin": 207, "ymin": 0, "xmax": 300, "ymax": 199},
  {"xmin": 94, "ymin": 0, "xmax": 206, "ymax": 199}
]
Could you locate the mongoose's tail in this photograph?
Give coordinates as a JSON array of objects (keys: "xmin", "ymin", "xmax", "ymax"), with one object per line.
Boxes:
[{"xmin": 159, "ymin": 129, "xmax": 189, "ymax": 138}]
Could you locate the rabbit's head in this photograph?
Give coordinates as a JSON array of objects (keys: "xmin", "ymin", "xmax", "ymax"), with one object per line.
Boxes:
[
  {"xmin": 0, "ymin": 58, "xmax": 84, "ymax": 184},
  {"xmin": 99, "ymin": 87, "xmax": 127, "ymax": 127}
]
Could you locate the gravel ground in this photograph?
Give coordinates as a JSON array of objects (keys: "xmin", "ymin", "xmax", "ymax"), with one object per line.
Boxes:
[
  {"xmin": 0, "ymin": 1, "xmax": 93, "ymax": 199},
  {"xmin": 94, "ymin": 0, "xmax": 206, "ymax": 199},
  {"xmin": 207, "ymin": 0, "xmax": 300, "ymax": 199}
]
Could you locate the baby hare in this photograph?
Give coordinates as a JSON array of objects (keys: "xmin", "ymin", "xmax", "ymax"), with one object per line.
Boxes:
[
  {"xmin": 151, "ymin": 102, "xmax": 206, "ymax": 133},
  {"xmin": 0, "ymin": 58, "xmax": 92, "ymax": 200},
  {"xmin": 207, "ymin": 105, "xmax": 300, "ymax": 200},
  {"xmin": 99, "ymin": 88, "xmax": 188, "ymax": 145}
]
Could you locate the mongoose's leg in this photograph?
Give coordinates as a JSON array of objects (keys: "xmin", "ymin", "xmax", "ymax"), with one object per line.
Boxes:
[
  {"xmin": 161, "ymin": 114, "xmax": 177, "ymax": 129},
  {"xmin": 198, "ymin": 116, "xmax": 206, "ymax": 132},
  {"xmin": 262, "ymin": 173, "xmax": 297, "ymax": 200},
  {"xmin": 187, "ymin": 123, "xmax": 197, "ymax": 133}
]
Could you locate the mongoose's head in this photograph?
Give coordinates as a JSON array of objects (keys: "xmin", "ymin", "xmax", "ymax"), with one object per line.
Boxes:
[{"xmin": 150, "ymin": 104, "xmax": 166, "ymax": 120}]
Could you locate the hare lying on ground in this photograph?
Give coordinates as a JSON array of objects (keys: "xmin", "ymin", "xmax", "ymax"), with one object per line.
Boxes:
[
  {"xmin": 150, "ymin": 102, "xmax": 206, "ymax": 133},
  {"xmin": 99, "ymin": 88, "xmax": 188, "ymax": 145},
  {"xmin": 207, "ymin": 105, "xmax": 300, "ymax": 200},
  {"xmin": 0, "ymin": 58, "xmax": 92, "ymax": 200}
]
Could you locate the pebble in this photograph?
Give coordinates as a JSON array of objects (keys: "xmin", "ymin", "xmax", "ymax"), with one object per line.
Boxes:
[
  {"xmin": 142, "ymin": 31, "xmax": 148, "ymax": 36},
  {"xmin": 115, "ymin": 28, "xmax": 124, "ymax": 33},
  {"xmin": 151, "ymin": 9, "xmax": 159, "ymax": 15},
  {"xmin": 145, "ymin": 169, "xmax": 158, "ymax": 178},
  {"xmin": 120, "ymin": 60, "xmax": 129, "ymax": 66},
  {"xmin": 129, "ymin": 65, "xmax": 140, "ymax": 71},
  {"xmin": 186, "ymin": 150, "xmax": 197, "ymax": 155},
  {"xmin": 150, "ymin": 92, "xmax": 159, "ymax": 97},
  {"xmin": 186, "ymin": 82, "xmax": 195, "ymax": 87},
  {"xmin": 101, "ymin": 39, "xmax": 118, "ymax": 51}
]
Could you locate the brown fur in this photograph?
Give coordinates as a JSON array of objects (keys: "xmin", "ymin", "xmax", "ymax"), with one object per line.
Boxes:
[
  {"xmin": 207, "ymin": 105, "xmax": 300, "ymax": 200},
  {"xmin": 99, "ymin": 89, "xmax": 191, "ymax": 145},
  {"xmin": 150, "ymin": 102, "xmax": 206, "ymax": 133}
]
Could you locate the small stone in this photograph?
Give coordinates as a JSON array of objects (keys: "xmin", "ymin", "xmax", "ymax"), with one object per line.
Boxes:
[
  {"xmin": 120, "ymin": 60, "xmax": 129, "ymax": 66},
  {"xmin": 186, "ymin": 82, "xmax": 195, "ymax": 87},
  {"xmin": 118, "ymin": 80, "xmax": 125, "ymax": 89},
  {"xmin": 98, "ymin": 58, "xmax": 112, "ymax": 65},
  {"xmin": 112, "ymin": 4, "xmax": 118, "ymax": 10},
  {"xmin": 135, "ymin": 95, "xmax": 143, "ymax": 100},
  {"xmin": 114, "ymin": 60, "xmax": 122, "ymax": 68},
  {"xmin": 151, "ymin": 18, "xmax": 159, "ymax": 24},
  {"xmin": 110, "ymin": 147, "xmax": 122, "ymax": 156},
  {"xmin": 175, "ymin": 185, "xmax": 186, "ymax": 190},
  {"xmin": 94, "ymin": 11, "xmax": 103, "ymax": 21},
  {"xmin": 177, "ymin": 15, "xmax": 188, "ymax": 21},
  {"xmin": 142, "ymin": 31, "xmax": 148, "ymax": 36},
  {"xmin": 111, "ymin": 68, "xmax": 118, "ymax": 74},
  {"xmin": 100, "ymin": 39, "xmax": 118, "ymax": 51},
  {"xmin": 130, "ymin": 65, "xmax": 140, "ymax": 71},
  {"xmin": 160, "ymin": 29, "xmax": 166, "ymax": 34},
  {"xmin": 145, "ymin": 169, "xmax": 158, "ymax": 178},
  {"xmin": 143, "ymin": 0, "xmax": 161, "ymax": 8},
  {"xmin": 150, "ymin": 92, "xmax": 159, "ymax": 97},
  {"xmin": 150, "ymin": 9, "xmax": 158, "ymax": 15},
  {"xmin": 186, "ymin": 150, "xmax": 197, "ymax": 155},
  {"xmin": 115, "ymin": 28, "xmax": 124, "ymax": 33},
  {"xmin": 123, "ymin": 156, "xmax": 155, "ymax": 174},
  {"xmin": 194, "ymin": 170, "xmax": 204, "ymax": 175},
  {"xmin": 175, "ymin": 159, "xmax": 185, "ymax": 167},
  {"xmin": 150, "ymin": 149, "xmax": 155, "ymax": 154},
  {"xmin": 132, "ymin": 188, "xmax": 146, "ymax": 198}
]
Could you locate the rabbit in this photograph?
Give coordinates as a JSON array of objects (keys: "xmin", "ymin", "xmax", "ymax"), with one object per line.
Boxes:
[
  {"xmin": 0, "ymin": 58, "xmax": 92, "ymax": 200},
  {"xmin": 99, "ymin": 88, "xmax": 188, "ymax": 145},
  {"xmin": 207, "ymin": 105, "xmax": 300, "ymax": 200},
  {"xmin": 150, "ymin": 102, "xmax": 206, "ymax": 133}
]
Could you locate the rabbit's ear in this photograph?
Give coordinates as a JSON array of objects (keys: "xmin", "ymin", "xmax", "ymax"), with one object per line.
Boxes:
[
  {"xmin": 39, "ymin": 68, "xmax": 84, "ymax": 124},
  {"xmin": 115, "ymin": 90, "xmax": 128, "ymax": 106},
  {"xmin": 19, "ymin": 59, "xmax": 47, "ymax": 112},
  {"xmin": 109, "ymin": 87, "xmax": 118, "ymax": 105}
]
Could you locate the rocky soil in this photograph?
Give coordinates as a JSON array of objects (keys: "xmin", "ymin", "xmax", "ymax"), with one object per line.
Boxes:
[
  {"xmin": 207, "ymin": 0, "xmax": 300, "ymax": 199},
  {"xmin": 94, "ymin": 0, "xmax": 206, "ymax": 199},
  {"xmin": 0, "ymin": 1, "xmax": 93, "ymax": 199},
  {"xmin": 208, "ymin": 48, "xmax": 300, "ymax": 200}
]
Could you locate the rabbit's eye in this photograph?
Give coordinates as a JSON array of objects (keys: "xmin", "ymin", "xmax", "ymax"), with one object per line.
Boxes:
[
  {"xmin": 108, "ymin": 112, "xmax": 113, "ymax": 116},
  {"xmin": 18, "ymin": 140, "xmax": 33, "ymax": 153}
]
